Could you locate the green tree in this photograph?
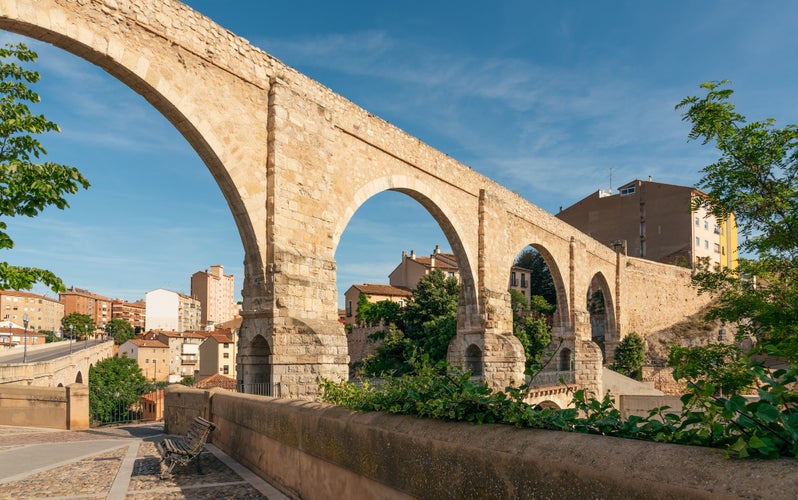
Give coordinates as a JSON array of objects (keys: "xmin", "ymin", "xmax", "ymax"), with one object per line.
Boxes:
[
  {"xmin": 356, "ymin": 294, "xmax": 403, "ymax": 327},
  {"xmin": 105, "ymin": 318, "xmax": 135, "ymax": 345},
  {"xmin": 514, "ymin": 247, "xmax": 557, "ymax": 307},
  {"xmin": 89, "ymin": 356, "xmax": 148, "ymax": 424},
  {"xmin": 677, "ymin": 81, "xmax": 798, "ymax": 363},
  {"xmin": 403, "ymin": 268, "xmax": 459, "ymax": 362},
  {"xmin": 668, "ymin": 343, "xmax": 754, "ymax": 396},
  {"xmin": 509, "ymin": 289, "xmax": 553, "ymax": 371},
  {"xmin": 0, "ymin": 43, "xmax": 89, "ymax": 292},
  {"xmin": 62, "ymin": 312, "xmax": 94, "ymax": 340},
  {"xmin": 360, "ymin": 324, "xmax": 417, "ymax": 377},
  {"xmin": 611, "ymin": 332, "xmax": 645, "ymax": 380}
]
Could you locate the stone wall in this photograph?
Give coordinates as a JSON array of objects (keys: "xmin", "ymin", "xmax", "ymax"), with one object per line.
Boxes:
[
  {"xmin": 0, "ymin": 383, "xmax": 88, "ymax": 429},
  {"xmin": 165, "ymin": 386, "xmax": 798, "ymax": 499}
]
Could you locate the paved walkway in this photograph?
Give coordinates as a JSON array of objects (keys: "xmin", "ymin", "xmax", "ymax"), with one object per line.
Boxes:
[{"xmin": 0, "ymin": 424, "xmax": 289, "ymax": 499}]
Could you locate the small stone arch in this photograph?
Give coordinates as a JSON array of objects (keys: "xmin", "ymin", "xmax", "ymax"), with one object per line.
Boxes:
[
  {"xmin": 75, "ymin": 371, "xmax": 83, "ymax": 384},
  {"xmin": 57, "ymin": 383, "xmax": 64, "ymax": 388},
  {"xmin": 586, "ymin": 272, "xmax": 617, "ymax": 363},
  {"xmin": 559, "ymin": 348, "xmax": 572, "ymax": 372},
  {"xmin": 239, "ymin": 334, "xmax": 272, "ymax": 395},
  {"xmin": 464, "ymin": 344, "xmax": 483, "ymax": 377},
  {"xmin": 536, "ymin": 400, "xmax": 561, "ymax": 410}
]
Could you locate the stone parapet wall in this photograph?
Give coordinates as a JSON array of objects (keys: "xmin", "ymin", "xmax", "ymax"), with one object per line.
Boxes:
[
  {"xmin": 0, "ymin": 383, "xmax": 88, "ymax": 429},
  {"xmin": 165, "ymin": 386, "xmax": 797, "ymax": 499}
]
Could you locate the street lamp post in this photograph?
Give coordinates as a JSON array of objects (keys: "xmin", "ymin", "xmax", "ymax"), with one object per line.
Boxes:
[
  {"xmin": 22, "ymin": 313, "xmax": 29, "ymax": 363},
  {"xmin": 69, "ymin": 324, "xmax": 74, "ymax": 354}
]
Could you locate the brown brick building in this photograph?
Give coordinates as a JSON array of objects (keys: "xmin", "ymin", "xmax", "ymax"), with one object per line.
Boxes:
[
  {"xmin": 0, "ymin": 290, "xmax": 64, "ymax": 334},
  {"xmin": 111, "ymin": 299, "xmax": 146, "ymax": 332},
  {"xmin": 59, "ymin": 287, "xmax": 112, "ymax": 333}
]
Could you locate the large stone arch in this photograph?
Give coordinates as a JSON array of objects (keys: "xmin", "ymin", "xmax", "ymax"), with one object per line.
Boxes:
[
  {"xmin": 0, "ymin": 0, "xmax": 270, "ymax": 303},
  {"xmin": 586, "ymin": 271, "xmax": 618, "ymax": 363},
  {"xmin": 332, "ymin": 175, "xmax": 480, "ymax": 331}
]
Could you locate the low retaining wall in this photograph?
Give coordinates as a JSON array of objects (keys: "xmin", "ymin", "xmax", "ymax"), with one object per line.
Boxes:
[
  {"xmin": 164, "ymin": 386, "xmax": 797, "ymax": 499},
  {"xmin": 0, "ymin": 383, "xmax": 88, "ymax": 429}
]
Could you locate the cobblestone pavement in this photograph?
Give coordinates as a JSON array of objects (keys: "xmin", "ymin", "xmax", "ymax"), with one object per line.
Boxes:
[{"xmin": 0, "ymin": 424, "xmax": 288, "ymax": 499}]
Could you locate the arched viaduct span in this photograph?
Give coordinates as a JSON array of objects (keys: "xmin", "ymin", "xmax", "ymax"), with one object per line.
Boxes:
[
  {"xmin": 0, "ymin": 340, "xmax": 113, "ymax": 387},
  {"xmin": 0, "ymin": 0, "xmax": 710, "ymax": 398}
]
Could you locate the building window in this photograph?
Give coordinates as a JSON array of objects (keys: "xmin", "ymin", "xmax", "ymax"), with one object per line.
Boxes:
[
  {"xmin": 520, "ymin": 274, "xmax": 527, "ymax": 288},
  {"xmin": 511, "ymin": 272, "xmax": 517, "ymax": 286},
  {"xmin": 704, "ymin": 220, "xmax": 709, "ymax": 230},
  {"xmin": 620, "ymin": 185, "xmax": 636, "ymax": 196},
  {"xmin": 223, "ymin": 352, "xmax": 229, "ymax": 358},
  {"xmin": 223, "ymin": 343, "xmax": 229, "ymax": 348},
  {"xmin": 695, "ymin": 217, "xmax": 700, "ymax": 226},
  {"xmin": 346, "ymin": 300, "xmax": 352, "ymax": 317},
  {"xmin": 705, "ymin": 240, "xmax": 709, "ymax": 249},
  {"xmin": 223, "ymin": 365, "xmax": 229, "ymax": 375},
  {"xmin": 714, "ymin": 243, "xmax": 720, "ymax": 253},
  {"xmin": 696, "ymin": 237, "xmax": 700, "ymax": 247}
]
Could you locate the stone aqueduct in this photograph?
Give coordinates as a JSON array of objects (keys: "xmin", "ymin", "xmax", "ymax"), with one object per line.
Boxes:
[{"xmin": 0, "ymin": 0, "xmax": 710, "ymax": 398}]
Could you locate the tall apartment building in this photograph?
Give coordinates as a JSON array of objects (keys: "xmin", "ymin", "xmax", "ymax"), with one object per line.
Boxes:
[
  {"xmin": 0, "ymin": 290, "xmax": 64, "ymax": 333},
  {"xmin": 59, "ymin": 287, "xmax": 112, "ymax": 332},
  {"xmin": 556, "ymin": 179, "xmax": 738, "ymax": 269},
  {"xmin": 144, "ymin": 288, "xmax": 201, "ymax": 332},
  {"xmin": 190, "ymin": 265, "xmax": 236, "ymax": 329},
  {"xmin": 111, "ymin": 299, "xmax": 146, "ymax": 332}
]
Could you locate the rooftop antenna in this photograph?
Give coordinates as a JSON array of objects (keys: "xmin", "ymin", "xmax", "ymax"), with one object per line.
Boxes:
[{"xmin": 609, "ymin": 166, "xmax": 614, "ymax": 192}]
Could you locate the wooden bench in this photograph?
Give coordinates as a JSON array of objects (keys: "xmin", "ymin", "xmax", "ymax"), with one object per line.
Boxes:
[{"xmin": 156, "ymin": 416, "xmax": 216, "ymax": 479}]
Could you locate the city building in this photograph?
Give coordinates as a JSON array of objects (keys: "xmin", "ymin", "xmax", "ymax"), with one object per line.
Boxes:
[
  {"xmin": 191, "ymin": 265, "xmax": 237, "ymax": 329},
  {"xmin": 556, "ymin": 179, "xmax": 738, "ymax": 269},
  {"xmin": 119, "ymin": 338, "xmax": 170, "ymax": 381},
  {"xmin": 59, "ymin": 287, "xmax": 112, "ymax": 332},
  {"xmin": 343, "ymin": 283, "xmax": 413, "ymax": 326},
  {"xmin": 508, "ymin": 266, "xmax": 532, "ymax": 299},
  {"xmin": 111, "ymin": 299, "xmax": 146, "ymax": 332},
  {"xmin": 144, "ymin": 289, "xmax": 201, "ymax": 332},
  {"xmin": 197, "ymin": 329, "xmax": 237, "ymax": 379},
  {"xmin": 0, "ymin": 290, "xmax": 64, "ymax": 334},
  {"xmin": 195, "ymin": 373, "xmax": 237, "ymax": 391},
  {"xmin": 389, "ymin": 245, "xmax": 460, "ymax": 290},
  {"xmin": 150, "ymin": 330, "xmax": 208, "ymax": 382}
]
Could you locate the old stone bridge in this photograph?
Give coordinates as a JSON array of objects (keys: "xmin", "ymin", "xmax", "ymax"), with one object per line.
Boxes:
[
  {"xmin": 0, "ymin": 0, "xmax": 709, "ymax": 399},
  {"xmin": 0, "ymin": 340, "xmax": 114, "ymax": 387}
]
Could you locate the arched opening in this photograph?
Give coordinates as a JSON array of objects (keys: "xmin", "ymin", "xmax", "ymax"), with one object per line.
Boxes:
[
  {"xmin": 335, "ymin": 189, "xmax": 474, "ymax": 379},
  {"xmin": 57, "ymin": 383, "xmax": 64, "ymax": 388},
  {"xmin": 240, "ymin": 334, "xmax": 272, "ymax": 396},
  {"xmin": 508, "ymin": 244, "xmax": 567, "ymax": 374},
  {"xmin": 464, "ymin": 344, "xmax": 483, "ymax": 377},
  {"xmin": 0, "ymin": 29, "xmax": 254, "ymax": 321},
  {"xmin": 536, "ymin": 400, "xmax": 561, "ymax": 411},
  {"xmin": 75, "ymin": 371, "xmax": 83, "ymax": 384},
  {"xmin": 559, "ymin": 348, "xmax": 572, "ymax": 372},
  {"xmin": 586, "ymin": 273, "xmax": 616, "ymax": 363}
]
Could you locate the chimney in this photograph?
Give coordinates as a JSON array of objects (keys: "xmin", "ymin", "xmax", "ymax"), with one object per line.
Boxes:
[
  {"xmin": 434, "ymin": 244, "xmax": 440, "ymax": 254},
  {"xmin": 410, "ymin": 250, "xmax": 416, "ymax": 260},
  {"xmin": 648, "ymin": 175, "xmax": 652, "ymax": 182}
]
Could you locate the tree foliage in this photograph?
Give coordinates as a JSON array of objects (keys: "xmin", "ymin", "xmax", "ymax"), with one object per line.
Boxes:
[
  {"xmin": 611, "ymin": 332, "xmax": 645, "ymax": 380},
  {"xmin": 0, "ymin": 43, "xmax": 89, "ymax": 292},
  {"xmin": 105, "ymin": 318, "xmax": 135, "ymax": 345},
  {"xmin": 514, "ymin": 247, "xmax": 557, "ymax": 306},
  {"xmin": 677, "ymin": 81, "xmax": 798, "ymax": 363},
  {"xmin": 403, "ymin": 268, "xmax": 459, "ymax": 362},
  {"xmin": 89, "ymin": 356, "xmax": 148, "ymax": 424},
  {"xmin": 62, "ymin": 312, "xmax": 94, "ymax": 339},
  {"xmin": 359, "ymin": 268, "xmax": 459, "ymax": 377},
  {"xmin": 509, "ymin": 289, "xmax": 554, "ymax": 371},
  {"xmin": 356, "ymin": 294, "xmax": 404, "ymax": 328},
  {"xmin": 668, "ymin": 343, "xmax": 754, "ymax": 396}
]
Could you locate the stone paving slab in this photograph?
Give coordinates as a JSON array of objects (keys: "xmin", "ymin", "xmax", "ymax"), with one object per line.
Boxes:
[{"xmin": 0, "ymin": 424, "xmax": 288, "ymax": 499}]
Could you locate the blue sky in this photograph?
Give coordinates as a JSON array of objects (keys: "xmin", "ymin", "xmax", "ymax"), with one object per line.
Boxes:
[{"xmin": 1, "ymin": 1, "xmax": 797, "ymax": 307}]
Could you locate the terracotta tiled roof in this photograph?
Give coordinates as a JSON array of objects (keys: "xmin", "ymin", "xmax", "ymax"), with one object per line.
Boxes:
[
  {"xmin": 0, "ymin": 290, "xmax": 61, "ymax": 304},
  {"xmin": 196, "ymin": 373, "xmax": 237, "ymax": 390},
  {"xmin": 156, "ymin": 330, "xmax": 208, "ymax": 339},
  {"xmin": 126, "ymin": 339, "xmax": 169, "ymax": 349},
  {"xmin": 216, "ymin": 317, "xmax": 242, "ymax": 330},
  {"xmin": 206, "ymin": 331, "xmax": 233, "ymax": 344},
  {"xmin": 412, "ymin": 256, "xmax": 458, "ymax": 271},
  {"xmin": 349, "ymin": 283, "xmax": 413, "ymax": 297}
]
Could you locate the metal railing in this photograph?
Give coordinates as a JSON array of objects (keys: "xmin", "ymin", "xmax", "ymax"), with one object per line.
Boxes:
[
  {"xmin": 89, "ymin": 386, "xmax": 164, "ymax": 427},
  {"xmin": 237, "ymin": 382, "xmax": 281, "ymax": 397},
  {"xmin": 527, "ymin": 370, "xmax": 575, "ymax": 389}
]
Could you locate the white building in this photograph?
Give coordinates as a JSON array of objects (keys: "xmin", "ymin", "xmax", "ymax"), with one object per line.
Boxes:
[{"xmin": 145, "ymin": 288, "xmax": 202, "ymax": 332}]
